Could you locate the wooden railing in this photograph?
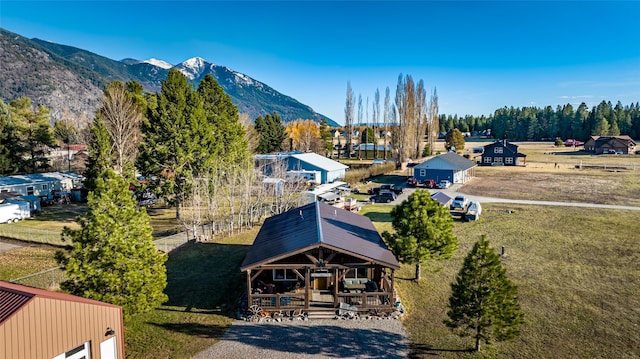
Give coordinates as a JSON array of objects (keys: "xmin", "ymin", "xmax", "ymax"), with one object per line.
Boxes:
[
  {"xmin": 250, "ymin": 293, "xmax": 306, "ymax": 310},
  {"xmin": 337, "ymin": 292, "xmax": 392, "ymax": 309}
]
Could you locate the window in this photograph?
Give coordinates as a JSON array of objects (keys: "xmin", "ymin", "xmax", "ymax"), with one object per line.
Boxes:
[
  {"xmin": 52, "ymin": 342, "xmax": 90, "ymax": 359},
  {"xmin": 273, "ymin": 269, "xmax": 297, "ymax": 281},
  {"xmin": 493, "ymin": 157, "xmax": 503, "ymax": 163},
  {"xmin": 505, "ymin": 157, "xmax": 514, "ymax": 164},
  {"xmin": 345, "ymin": 268, "xmax": 368, "ymax": 279},
  {"xmin": 419, "ymin": 169, "xmax": 426, "ymax": 177},
  {"xmin": 493, "ymin": 147, "xmax": 503, "ymax": 154},
  {"xmin": 483, "ymin": 157, "xmax": 492, "ymax": 164},
  {"xmin": 42, "ymin": 184, "xmax": 48, "ymax": 190},
  {"xmin": 27, "ymin": 186, "xmax": 34, "ymax": 195}
]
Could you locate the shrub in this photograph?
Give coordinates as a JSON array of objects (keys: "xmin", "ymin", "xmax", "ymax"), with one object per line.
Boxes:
[{"xmin": 344, "ymin": 163, "xmax": 396, "ymax": 184}]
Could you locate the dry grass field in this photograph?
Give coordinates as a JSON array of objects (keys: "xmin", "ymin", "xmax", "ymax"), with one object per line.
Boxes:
[
  {"xmin": 430, "ymin": 140, "xmax": 640, "ymax": 206},
  {"xmin": 361, "ymin": 203, "xmax": 640, "ymax": 358}
]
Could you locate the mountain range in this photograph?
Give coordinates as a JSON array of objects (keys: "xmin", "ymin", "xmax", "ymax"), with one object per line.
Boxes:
[{"xmin": 0, "ymin": 28, "xmax": 337, "ymax": 126}]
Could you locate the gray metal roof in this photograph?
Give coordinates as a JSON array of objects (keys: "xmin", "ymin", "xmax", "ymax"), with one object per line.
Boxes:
[
  {"xmin": 290, "ymin": 153, "xmax": 348, "ymax": 172},
  {"xmin": 240, "ymin": 201, "xmax": 400, "ymax": 271},
  {"xmin": 414, "ymin": 152, "xmax": 477, "ymax": 171},
  {"xmin": 0, "ymin": 171, "xmax": 84, "ymax": 187}
]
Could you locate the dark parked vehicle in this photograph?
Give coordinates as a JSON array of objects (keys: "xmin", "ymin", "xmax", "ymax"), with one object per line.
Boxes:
[
  {"xmin": 368, "ymin": 184, "xmax": 403, "ymax": 195},
  {"xmin": 422, "ymin": 179, "xmax": 437, "ymax": 188},
  {"xmin": 369, "ymin": 191, "xmax": 397, "ymax": 203},
  {"xmin": 380, "ymin": 184, "xmax": 403, "ymax": 195}
]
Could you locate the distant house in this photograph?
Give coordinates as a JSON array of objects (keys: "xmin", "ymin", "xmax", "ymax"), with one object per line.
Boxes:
[
  {"xmin": 240, "ymin": 201, "xmax": 400, "ymax": 315},
  {"xmin": 480, "ymin": 140, "xmax": 527, "ymax": 166},
  {"xmin": 0, "ymin": 281, "xmax": 124, "ymax": 359},
  {"xmin": 583, "ymin": 135, "xmax": 637, "ymax": 154},
  {"xmin": 413, "ymin": 152, "xmax": 477, "ymax": 184},
  {"xmin": 254, "ymin": 152, "xmax": 349, "ymax": 184},
  {"xmin": 0, "ymin": 171, "xmax": 84, "ymax": 202}
]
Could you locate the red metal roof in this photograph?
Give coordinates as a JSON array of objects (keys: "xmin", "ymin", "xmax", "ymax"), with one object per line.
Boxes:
[
  {"xmin": 0, "ymin": 285, "xmax": 34, "ymax": 324},
  {"xmin": 0, "ymin": 281, "xmax": 122, "ymax": 324}
]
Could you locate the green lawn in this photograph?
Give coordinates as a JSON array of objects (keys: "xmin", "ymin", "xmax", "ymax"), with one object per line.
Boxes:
[{"xmin": 123, "ymin": 229, "xmax": 257, "ymax": 358}]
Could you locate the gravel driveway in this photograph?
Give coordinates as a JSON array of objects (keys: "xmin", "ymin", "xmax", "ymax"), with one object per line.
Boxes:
[{"xmin": 192, "ymin": 319, "xmax": 409, "ymax": 359}]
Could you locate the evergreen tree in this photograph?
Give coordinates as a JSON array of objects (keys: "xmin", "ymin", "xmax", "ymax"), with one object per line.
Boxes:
[
  {"xmin": 318, "ymin": 119, "xmax": 334, "ymax": 156},
  {"xmin": 0, "ymin": 100, "xmax": 24, "ymax": 175},
  {"xmin": 445, "ymin": 235, "xmax": 524, "ymax": 352},
  {"xmin": 83, "ymin": 116, "xmax": 113, "ymax": 195},
  {"xmin": 197, "ymin": 74, "xmax": 249, "ymax": 165},
  {"xmin": 382, "ymin": 190, "xmax": 458, "ymax": 280},
  {"xmin": 137, "ymin": 68, "xmax": 208, "ymax": 218},
  {"xmin": 57, "ymin": 169, "xmax": 168, "ymax": 318},
  {"xmin": 254, "ymin": 112, "xmax": 286, "ymax": 154},
  {"xmin": 445, "ymin": 128, "xmax": 465, "ymax": 152},
  {"xmin": 9, "ymin": 97, "xmax": 57, "ymax": 173}
]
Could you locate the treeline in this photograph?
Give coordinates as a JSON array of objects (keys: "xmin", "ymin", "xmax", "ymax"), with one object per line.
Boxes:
[{"xmin": 439, "ymin": 101, "xmax": 640, "ymax": 141}]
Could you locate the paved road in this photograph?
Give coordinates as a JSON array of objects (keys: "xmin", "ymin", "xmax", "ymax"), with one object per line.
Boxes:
[
  {"xmin": 392, "ymin": 185, "xmax": 640, "ymax": 211},
  {"xmin": 0, "ymin": 238, "xmax": 24, "ymax": 254}
]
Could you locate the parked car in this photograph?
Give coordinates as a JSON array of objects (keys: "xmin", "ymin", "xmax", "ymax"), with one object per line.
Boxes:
[
  {"xmin": 450, "ymin": 195, "xmax": 469, "ymax": 210},
  {"xmin": 438, "ymin": 179, "xmax": 452, "ymax": 189},
  {"xmin": 368, "ymin": 184, "xmax": 403, "ymax": 195},
  {"xmin": 380, "ymin": 184, "xmax": 403, "ymax": 195},
  {"xmin": 406, "ymin": 177, "xmax": 418, "ymax": 187},
  {"xmin": 422, "ymin": 179, "xmax": 437, "ymax": 188},
  {"xmin": 369, "ymin": 191, "xmax": 397, "ymax": 203}
]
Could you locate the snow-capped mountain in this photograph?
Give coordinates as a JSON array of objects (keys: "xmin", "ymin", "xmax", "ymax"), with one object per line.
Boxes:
[
  {"xmin": 0, "ymin": 27, "xmax": 336, "ymax": 126},
  {"xmin": 142, "ymin": 58, "xmax": 173, "ymax": 69}
]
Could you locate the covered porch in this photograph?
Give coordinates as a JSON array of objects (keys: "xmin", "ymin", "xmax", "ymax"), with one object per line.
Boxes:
[{"xmin": 240, "ymin": 201, "xmax": 401, "ymax": 318}]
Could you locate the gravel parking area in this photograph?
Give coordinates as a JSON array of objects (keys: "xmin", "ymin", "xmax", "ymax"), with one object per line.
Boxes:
[{"xmin": 192, "ymin": 319, "xmax": 409, "ymax": 359}]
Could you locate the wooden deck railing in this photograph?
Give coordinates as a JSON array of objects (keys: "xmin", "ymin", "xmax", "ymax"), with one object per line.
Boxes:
[
  {"xmin": 250, "ymin": 293, "xmax": 306, "ymax": 310},
  {"xmin": 336, "ymin": 292, "xmax": 392, "ymax": 309}
]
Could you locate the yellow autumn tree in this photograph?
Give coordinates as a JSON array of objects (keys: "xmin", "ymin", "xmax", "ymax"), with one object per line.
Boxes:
[{"xmin": 285, "ymin": 119, "xmax": 321, "ymax": 152}]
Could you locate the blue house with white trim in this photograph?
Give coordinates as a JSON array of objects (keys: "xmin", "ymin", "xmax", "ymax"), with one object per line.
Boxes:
[
  {"xmin": 413, "ymin": 152, "xmax": 476, "ymax": 184},
  {"xmin": 254, "ymin": 152, "xmax": 349, "ymax": 184}
]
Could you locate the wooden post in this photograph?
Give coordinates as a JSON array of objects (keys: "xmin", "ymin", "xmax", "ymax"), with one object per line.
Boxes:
[
  {"xmin": 246, "ymin": 270, "xmax": 252, "ymax": 308},
  {"xmin": 390, "ymin": 269, "xmax": 395, "ymax": 305},
  {"xmin": 333, "ymin": 267, "xmax": 339, "ymax": 307},
  {"xmin": 305, "ymin": 266, "xmax": 310, "ymax": 309}
]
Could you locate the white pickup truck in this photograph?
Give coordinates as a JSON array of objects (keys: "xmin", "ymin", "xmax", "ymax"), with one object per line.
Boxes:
[{"xmin": 450, "ymin": 195, "xmax": 469, "ymax": 211}]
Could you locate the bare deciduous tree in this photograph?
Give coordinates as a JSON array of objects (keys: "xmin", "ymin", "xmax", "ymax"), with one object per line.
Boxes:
[
  {"xmin": 344, "ymin": 82, "xmax": 355, "ymax": 158},
  {"xmin": 427, "ymin": 88, "xmax": 439, "ymax": 156},
  {"xmin": 383, "ymin": 87, "xmax": 390, "ymax": 159},
  {"xmin": 99, "ymin": 81, "xmax": 142, "ymax": 175}
]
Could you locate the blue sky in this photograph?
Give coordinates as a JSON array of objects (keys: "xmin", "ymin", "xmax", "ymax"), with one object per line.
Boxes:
[{"xmin": 2, "ymin": 1, "xmax": 639, "ymax": 125}]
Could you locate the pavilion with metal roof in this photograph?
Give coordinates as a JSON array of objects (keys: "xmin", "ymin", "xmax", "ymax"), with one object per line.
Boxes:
[{"xmin": 241, "ymin": 201, "xmax": 400, "ymax": 314}]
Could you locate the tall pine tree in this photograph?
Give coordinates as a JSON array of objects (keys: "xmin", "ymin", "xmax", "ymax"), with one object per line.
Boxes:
[
  {"xmin": 83, "ymin": 116, "xmax": 113, "ymax": 195},
  {"xmin": 445, "ymin": 235, "xmax": 524, "ymax": 352},
  {"xmin": 254, "ymin": 112, "xmax": 286, "ymax": 154},
  {"xmin": 137, "ymin": 69, "xmax": 209, "ymax": 218},
  {"xmin": 382, "ymin": 190, "xmax": 458, "ymax": 280},
  {"xmin": 57, "ymin": 169, "xmax": 168, "ymax": 318},
  {"xmin": 197, "ymin": 74, "xmax": 249, "ymax": 166}
]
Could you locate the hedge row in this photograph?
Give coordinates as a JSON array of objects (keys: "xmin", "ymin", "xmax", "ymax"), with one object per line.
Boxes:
[{"xmin": 344, "ymin": 163, "xmax": 396, "ymax": 184}]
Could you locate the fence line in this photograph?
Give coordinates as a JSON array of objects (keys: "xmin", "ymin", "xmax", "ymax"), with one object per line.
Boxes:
[
  {"xmin": 10, "ymin": 267, "xmax": 66, "ymax": 290},
  {"xmin": 0, "ymin": 224, "xmax": 65, "ymax": 246}
]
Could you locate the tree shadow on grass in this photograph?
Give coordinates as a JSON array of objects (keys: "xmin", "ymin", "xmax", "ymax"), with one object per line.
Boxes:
[
  {"xmin": 409, "ymin": 343, "xmax": 474, "ymax": 357},
  {"xmin": 163, "ymin": 242, "xmax": 250, "ymax": 317},
  {"xmin": 149, "ymin": 322, "xmax": 228, "ymax": 339}
]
